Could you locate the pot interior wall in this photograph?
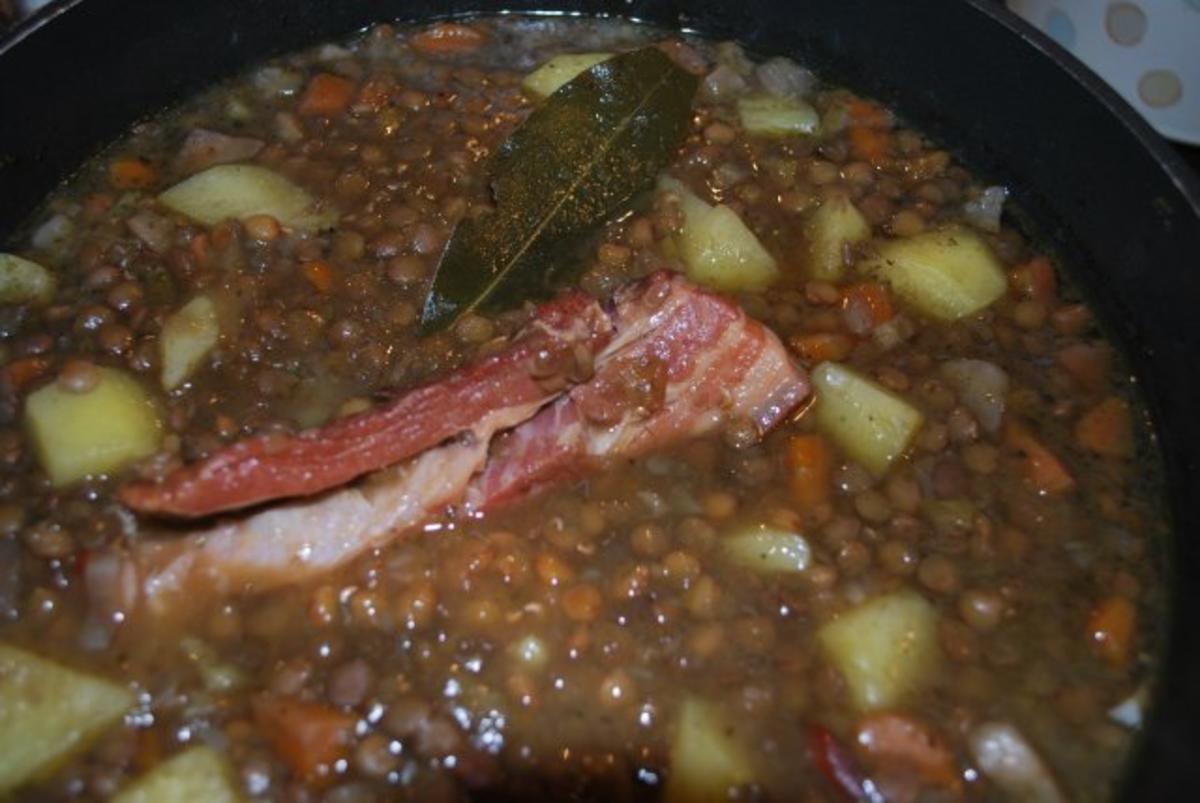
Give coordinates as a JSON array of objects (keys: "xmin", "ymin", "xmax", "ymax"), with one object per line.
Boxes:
[{"xmin": 2, "ymin": 1, "xmax": 1198, "ymax": 797}]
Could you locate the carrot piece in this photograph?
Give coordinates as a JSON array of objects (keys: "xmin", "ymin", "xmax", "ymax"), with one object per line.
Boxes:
[
  {"xmin": 808, "ymin": 724, "xmax": 873, "ymax": 802},
  {"xmin": 189, "ymin": 233, "xmax": 212, "ymax": 265},
  {"xmin": 253, "ymin": 697, "xmax": 356, "ymax": 783},
  {"xmin": 298, "ymin": 72, "xmax": 357, "ymax": 117},
  {"xmin": 787, "ymin": 434, "xmax": 834, "ymax": 508},
  {"xmin": 854, "ymin": 713, "xmax": 962, "ymax": 792},
  {"xmin": 108, "ymin": 157, "xmax": 158, "ymax": 190},
  {"xmin": 848, "ymin": 126, "xmax": 891, "ymax": 165},
  {"xmin": 301, "ymin": 260, "xmax": 336, "ymax": 294},
  {"xmin": 841, "ymin": 282, "xmax": 895, "ymax": 329},
  {"xmin": 3, "ymin": 357, "xmax": 49, "ymax": 392},
  {"xmin": 789, "ymin": 332, "xmax": 854, "ymax": 364},
  {"xmin": 1009, "ymin": 256, "xmax": 1056, "ymax": 304},
  {"xmin": 1005, "ymin": 420, "xmax": 1076, "ymax": 496},
  {"xmin": 409, "ymin": 22, "xmax": 487, "ymax": 55},
  {"xmin": 1088, "ymin": 594, "xmax": 1136, "ymax": 667},
  {"xmin": 1076, "ymin": 396, "xmax": 1134, "ymax": 458},
  {"xmin": 846, "ymin": 98, "xmax": 892, "ymax": 129},
  {"xmin": 82, "ymin": 192, "xmax": 115, "ymax": 220},
  {"xmin": 1057, "ymin": 342, "xmax": 1111, "ymax": 392}
]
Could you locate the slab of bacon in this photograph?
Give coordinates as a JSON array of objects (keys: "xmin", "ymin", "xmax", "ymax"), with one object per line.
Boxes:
[{"xmin": 110, "ymin": 272, "xmax": 809, "ymax": 616}]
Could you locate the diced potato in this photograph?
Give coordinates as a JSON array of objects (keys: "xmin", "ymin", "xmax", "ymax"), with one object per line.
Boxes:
[
  {"xmin": 0, "ymin": 643, "xmax": 134, "ymax": 793},
  {"xmin": 803, "ymin": 195, "xmax": 870, "ymax": 281},
  {"xmin": 158, "ymin": 164, "xmax": 337, "ymax": 231},
  {"xmin": 24, "ymin": 367, "xmax": 163, "ymax": 486},
  {"xmin": 737, "ymin": 94, "xmax": 819, "ymax": 137},
  {"xmin": 661, "ymin": 177, "xmax": 778, "ymax": 291},
  {"xmin": 723, "ymin": 525, "xmax": 812, "ymax": 573},
  {"xmin": 111, "ymin": 746, "xmax": 241, "ymax": 803},
  {"xmin": 666, "ymin": 697, "xmax": 755, "ymax": 803},
  {"xmin": 812, "ymin": 362, "xmax": 923, "ymax": 475},
  {"xmin": 0, "ymin": 253, "xmax": 56, "ymax": 304},
  {"xmin": 160, "ymin": 294, "xmax": 221, "ymax": 390},
  {"xmin": 817, "ymin": 589, "xmax": 941, "ymax": 711},
  {"xmin": 522, "ymin": 52, "xmax": 612, "ymax": 98},
  {"xmin": 859, "ymin": 226, "xmax": 1006, "ymax": 320}
]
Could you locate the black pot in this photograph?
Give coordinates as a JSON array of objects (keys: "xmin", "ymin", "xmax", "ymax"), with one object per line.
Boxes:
[{"xmin": 3, "ymin": 0, "xmax": 1199, "ymax": 798}]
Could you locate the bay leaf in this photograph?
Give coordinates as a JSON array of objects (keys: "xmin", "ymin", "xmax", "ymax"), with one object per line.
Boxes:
[{"xmin": 420, "ymin": 46, "xmax": 698, "ymax": 331}]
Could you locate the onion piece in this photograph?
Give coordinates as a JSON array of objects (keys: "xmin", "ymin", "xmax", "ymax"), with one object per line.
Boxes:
[
  {"xmin": 31, "ymin": 213, "xmax": 74, "ymax": 256},
  {"xmin": 1108, "ymin": 685, "xmax": 1148, "ymax": 728},
  {"xmin": 175, "ymin": 128, "xmax": 265, "ymax": 175},
  {"xmin": 963, "ymin": 185, "xmax": 1008, "ymax": 233},
  {"xmin": 755, "ymin": 57, "xmax": 816, "ymax": 99},
  {"xmin": 940, "ymin": 358, "xmax": 1009, "ymax": 434},
  {"xmin": 701, "ymin": 64, "xmax": 748, "ymax": 102},
  {"xmin": 968, "ymin": 722, "xmax": 1063, "ymax": 803},
  {"xmin": 126, "ymin": 210, "xmax": 175, "ymax": 254}
]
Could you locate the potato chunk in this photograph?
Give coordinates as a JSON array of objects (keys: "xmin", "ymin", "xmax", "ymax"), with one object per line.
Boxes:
[
  {"xmin": 158, "ymin": 164, "xmax": 337, "ymax": 231},
  {"xmin": 160, "ymin": 294, "xmax": 221, "ymax": 390},
  {"xmin": 523, "ymin": 52, "xmax": 612, "ymax": 98},
  {"xmin": 859, "ymin": 226, "xmax": 1006, "ymax": 320},
  {"xmin": 812, "ymin": 362, "xmax": 923, "ymax": 475},
  {"xmin": 804, "ymin": 195, "xmax": 870, "ymax": 281},
  {"xmin": 723, "ymin": 525, "xmax": 812, "ymax": 573},
  {"xmin": 24, "ymin": 367, "xmax": 163, "ymax": 486},
  {"xmin": 0, "ymin": 644, "xmax": 134, "ymax": 793},
  {"xmin": 661, "ymin": 178, "xmax": 778, "ymax": 291},
  {"xmin": 818, "ymin": 589, "xmax": 941, "ymax": 710},
  {"xmin": 737, "ymin": 94, "xmax": 819, "ymax": 137},
  {"xmin": 111, "ymin": 746, "xmax": 241, "ymax": 803},
  {"xmin": 666, "ymin": 697, "xmax": 755, "ymax": 803},
  {"xmin": 0, "ymin": 253, "xmax": 56, "ymax": 304}
]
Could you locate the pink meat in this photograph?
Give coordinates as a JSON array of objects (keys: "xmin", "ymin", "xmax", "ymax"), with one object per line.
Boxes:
[
  {"xmin": 469, "ymin": 271, "xmax": 810, "ymax": 506},
  {"xmin": 107, "ymin": 272, "xmax": 808, "ymax": 616},
  {"xmin": 120, "ymin": 290, "xmax": 613, "ymax": 518}
]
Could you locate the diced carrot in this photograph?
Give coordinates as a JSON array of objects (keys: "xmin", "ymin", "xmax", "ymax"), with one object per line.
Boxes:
[
  {"xmin": 846, "ymin": 98, "xmax": 892, "ymax": 129},
  {"xmin": 302, "ymin": 260, "xmax": 336, "ymax": 294},
  {"xmin": 787, "ymin": 434, "xmax": 834, "ymax": 508},
  {"xmin": 189, "ymin": 233, "xmax": 212, "ymax": 265},
  {"xmin": 1057, "ymin": 342, "xmax": 1111, "ymax": 392},
  {"xmin": 298, "ymin": 72, "xmax": 357, "ymax": 117},
  {"xmin": 1005, "ymin": 420, "xmax": 1076, "ymax": 496},
  {"xmin": 409, "ymin": 22, "xmax": 487, "ymax": 55},
  {"xmin": 355, "ymin": 75, "xmax": 397, "ymax": 112},
  {"xmin": 108, "ymin": 157, "xmax": 158, "ymax": 190},
  {"xmin": 82, "ymin": 192, "xmax": 115, "ymax": 220},
  {"xmin": 854, "ymin": 713, "xmax": 962, "ymax": 792},
  {"xmin": 848, "ymin": 126, "xmax": 891, "ymax": 165},
  {"xmin": 1088, "ymin": 594, "xmax": 1136, "ymax": 667},
  {"xmin": 1076, "ymin": 396, "xmax": 1134, "ymax": 458},
  {"xmin": 841, "ymin": 282, "xmax": 894, "ymax": 330},
  {"xmin": 1009, "ymin": 256, "xmax": 1056, "ymax": 305},
  {"xmin": 253, "ymin": 697, "xmax": 356, "ymax": 783},
  {"xmin": 808, "ymin": 724, "xmax": 874, "ymax": 803},
  {"xmin": 3, "ymin": 357, "xmax": 49, "ymax": 392},
  {"xmin": 789, "ymin": 332, "xmax": 854, "ymax": 364}
]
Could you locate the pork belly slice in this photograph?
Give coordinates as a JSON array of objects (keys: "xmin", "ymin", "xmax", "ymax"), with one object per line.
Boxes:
[
  {"xmin": 109, "ymin": 272, "xmax": 808, "ymax": 615},
  {"xmin": 120, "ymin": 289, "xmax": 613, "ymax": 518},
  {"xmin": 470, "ymin": 271, "xmax": 810, "ymax": 506}
]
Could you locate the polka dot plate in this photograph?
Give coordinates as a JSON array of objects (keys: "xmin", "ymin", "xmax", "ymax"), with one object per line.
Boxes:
[{"xmin": 1008, "ymin": 0, "xmax": 1200, "ymax": 145}]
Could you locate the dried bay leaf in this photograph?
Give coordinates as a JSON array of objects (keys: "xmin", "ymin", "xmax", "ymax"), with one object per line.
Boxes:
[{"xmin": 421, "ymin": 47, "xmax": 698, "ymax": 331}]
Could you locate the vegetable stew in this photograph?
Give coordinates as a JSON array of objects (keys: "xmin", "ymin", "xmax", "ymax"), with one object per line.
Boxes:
[{"xmin": 0, "ymin": 16, "xmax": 1165, "ymax": 803}]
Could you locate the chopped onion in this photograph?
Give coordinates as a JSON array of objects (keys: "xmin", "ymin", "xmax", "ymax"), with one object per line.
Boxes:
[
  {"xmin": 702, "ymin": 64, "xmax": 748, "ymax": 102},
  {"xmin": 963, "ymin": 185, "xmax": 1008, "ymax": 233},
  {"xmin": 175, "ymin": 128, "xmax": 265, "ymax": 175},
  {"xmin": 126, "ymin": 210, "xmax": 175, "ymax": 254},
  {"xmin": 252, "ymin": 65, "xmax": 303, "ymax": 97},
  {"xmin": 940, "ymin": 358, "xmax": 1009, "ymax": 433},
  {"xmin": 755, "ymin": 57, "xmax": 816, "ymax": 99},
  {"xmin": 31, "ymin": 213, "xmax": 74, "ymax": 256},
  {"xmin": 1108, "ymin": 686, "xmax": 1147, "ymax": 728},
  {"xmin": 969, "ymin": 722, "xmax": 1063, "ymax": 803}
]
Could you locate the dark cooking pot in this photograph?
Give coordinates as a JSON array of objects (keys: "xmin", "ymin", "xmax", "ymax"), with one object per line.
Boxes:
[{"xmin": 2, "ymin": 0, "xmax": 1199, "ymax": 797}]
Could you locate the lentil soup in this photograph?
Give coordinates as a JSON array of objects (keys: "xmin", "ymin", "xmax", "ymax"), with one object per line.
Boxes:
[{"xmin": 0, "ymin": 16, "xmax": 1165, "ymax": 803}]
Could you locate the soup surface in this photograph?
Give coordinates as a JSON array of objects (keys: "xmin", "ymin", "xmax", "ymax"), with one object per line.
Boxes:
[{"xmin": 0, "ymin": 16, "xmax": 1165, "ymax": 803}]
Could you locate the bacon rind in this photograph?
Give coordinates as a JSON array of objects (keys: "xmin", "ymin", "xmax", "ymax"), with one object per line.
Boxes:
[
  {"xmin": 109, "ymin": 272, "xmax": 810, "ymax": 616},
  {"xmin": 470, "ymin": 271, "xmax": 809, "ymax": 507},
  {"xmin": 120, "ymin": 290, "xmax": 613, "ymax": 518}
]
